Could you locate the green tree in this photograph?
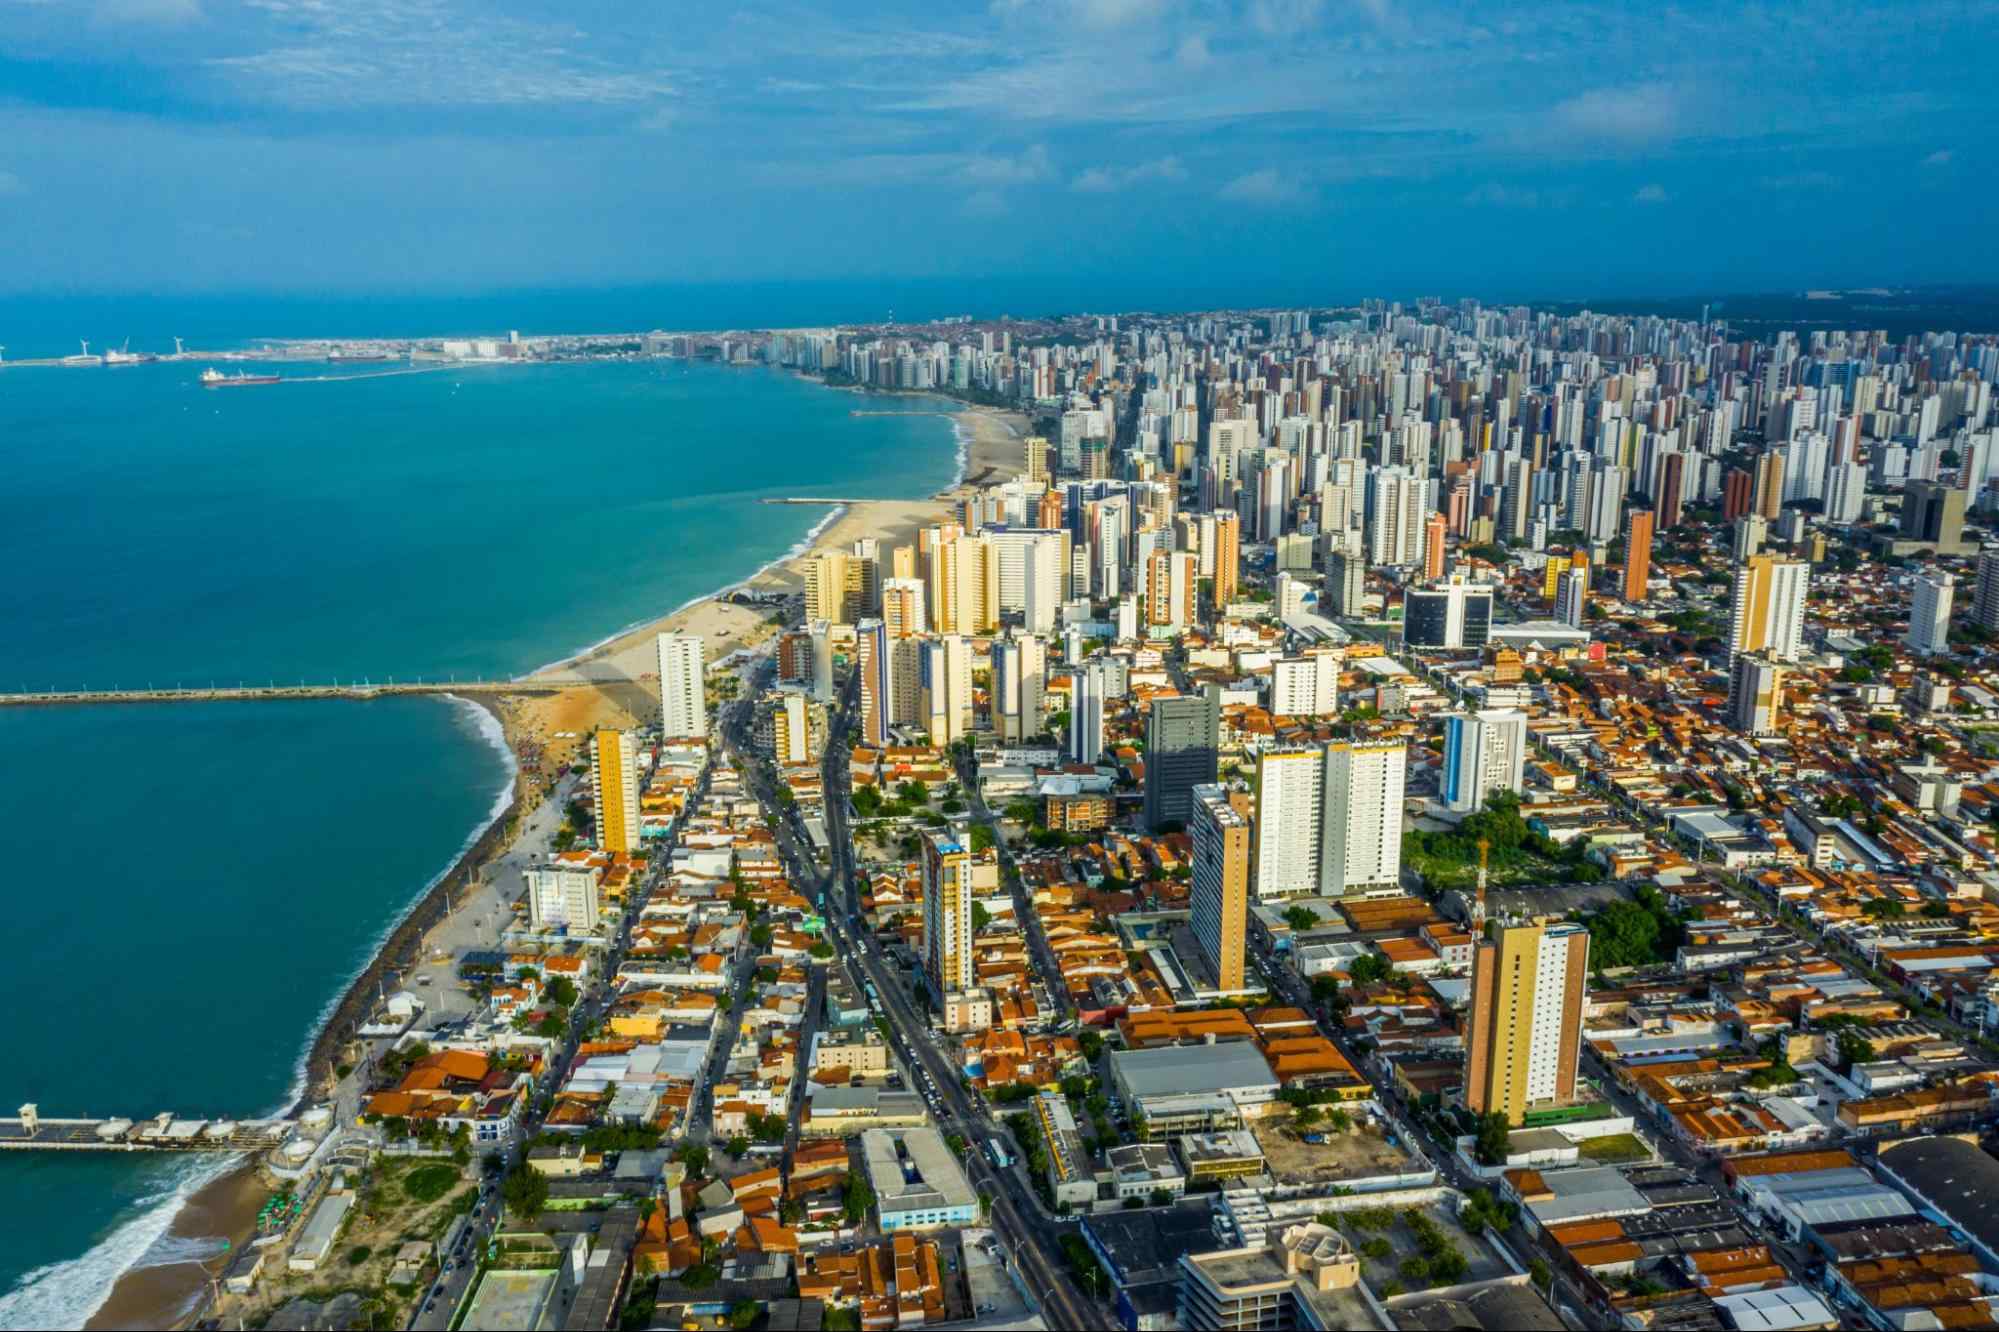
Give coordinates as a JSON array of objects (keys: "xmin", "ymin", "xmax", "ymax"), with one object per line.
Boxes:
[
  {"xmin": 729, "ymin": 1299, "xmax": 759, "ymax": 1328},
  {"xmin": 843, "ymin": 1170, "xmax": 876, "ymax": 1223},
  {"xmin": 535, "ymin": 1011, "xmax": 568, "ymax": 1038},
  {"xmin": 970, "ymin": 823, "xmax": 996, "ymax": 853},
  {"xmin": 502, "ymin": 1163, "xmax": 549, "ymax": 1219},
  {"xmin": 1347, "ymin": 953, "xmax": 1389, "ymax": 987},
  {"xmin": 675, "ymin": 1142, "xmax": 710, "ymax": 1176},
  {"xmin": 724, "ymin": 1135, "xmax": 749, "ymax": 1157},
  {"xmin": 1283, "ymin": 905, "xmax": 1319, "ymax": 933},
  {"xmin": 681, "ymin": 1263, "xmax": 719, "ymax": 1290},
  {"xmin": 1473, "ymin": 1112, "xmax": 1511, "ymax": 1167},
  {"xmin": 1077, "ymin": 1030, "xmax": 1105, "ymax": 1061},
  {"xmin": 544, "ymin": 976, "xmax": 578, "ymax": 1007},
  {"xmin": 972, "ymin": 901, "xmax": 994, "ymax": 931}
]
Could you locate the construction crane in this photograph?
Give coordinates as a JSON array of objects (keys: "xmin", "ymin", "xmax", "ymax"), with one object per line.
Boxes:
[{"xmin": 1473, "ymin": 837, "xmax": 1491, "ymax": 931}]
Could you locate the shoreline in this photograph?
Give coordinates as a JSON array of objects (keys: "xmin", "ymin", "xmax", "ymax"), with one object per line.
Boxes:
[{"xmin": 77, "ymin": 381, "xmax": 1026, "ymax": 1332}]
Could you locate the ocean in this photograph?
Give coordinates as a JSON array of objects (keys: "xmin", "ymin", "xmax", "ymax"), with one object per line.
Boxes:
[{"xmin": 0, "ymin": 354, "xmax": 962, "ymax": 1326}]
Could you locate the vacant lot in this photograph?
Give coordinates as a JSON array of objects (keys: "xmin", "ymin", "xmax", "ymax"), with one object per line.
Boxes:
[{"xmin": 1255, "ymin": 1121, "xmax": 1415, "ymax": 1185}]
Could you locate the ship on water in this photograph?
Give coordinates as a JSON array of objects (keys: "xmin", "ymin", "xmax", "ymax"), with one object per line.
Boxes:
[{"xmin": 200, "ymin": 368, "xmax": 282, "ymax": 387}]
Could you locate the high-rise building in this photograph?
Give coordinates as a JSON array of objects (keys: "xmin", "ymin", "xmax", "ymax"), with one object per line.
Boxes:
[
  {"xmin": 920, "ymin": 635, "xmax": 973, "ymax": 744},
  {"xmin": 1269, "ymin": 653, "xmax": 1340, "ymax": 719},
  {"xmin": 858, "ymin": 618, "xmax": 891, "ymax": 746},
  {"xmin": 1321, "ymin": 741, "xmax": 1406, "ymax": 896},
  {"xmin": 882, "ymin": 577, "xmax": 928, "ymax": 638},
  {"xmin": 1732, "ymin": 514, "xmax": 1767, "ymax": 563},
  {"xmin": 1024, "ymin": 434, "xmax": 1049, "ymax": 484},
  {"xmin": 590, "ymin": 728, "xmax": 641, "ymax": 854},
  {"xmin": 1441, "ymin": 710, "xmax": 1527, "ymax": 813},
  {"xmin": 1189, "ymin": 785, "xmax": 1250, "ymax": 992},
  {"xmin": 1403, "ymin": 580, "xmax": 1494, "ymax": 650},
  {"xmin": 1722, "ymin": 467, "xmax": 1754, "ymax": 523},
  {"xmin": 1553, "ymin": 565, "xmax": 1589, "ymax": 629},
  {"xmin": 1069, "ymin": 661, "xmax": 1107, "ymax": 765},
  {"xmin": 1908, "ymin": 572, "xmax": 1954, "ymax": 656},
  {"xmin": 1754, "ymin": 449, "xmax": 1785, "ymax": 520},
  {"xmin": 1902, "ymin": 480, "xmax": 1967, "ymax": 551},
  {"xmin": 656, "ymin": 632, "xmax": 707, "ymax": 739},
  {"xmin": 920, "ymin": 831, "xmax": 974, "ymax": 1000},
  {"xmin": 1623, "ymin": 509, "xmax": 1654, "ymax": 604},
  {"xmin": 1726, "ymin": 652, "xmax": 1785, "ymax": 736},
  {"xmin": 803, "ymin": 550, "xmax": 864, "ymax": 624},
  {"xmin": 991, "ymin": 634, "xmax": 1046, "ymax": 743},
  {"xmin": 1325, "ymin": 550, "xmax": 1367, "ymax": 618},
  {"xmin": 1211, "ymin": 511, "xmax": 1240, "ymax": 608},
  {"xmin": 1423, "ymin": 512, "xmax": 1448, "ymax": 581},
  {"xmin": 1727, "ymin": 554, "xmax": 1809, "ymax": 663},
  {"xmin": 1466, "ymin": 921, "xmax": 1589, "ymax": 1125},
  {"xmin": 527, "ymin": 862, "xmax": 601, "ymax": 932},
  {"xmin": 1975, "ymin": 547, "xmax": 1999, "ymax": 633},
  {"xmin": 1142, "ymin": 693, "xmax": 1219, "ymax": 830},
  {"xmin": 929, "ymin": 532, "xmax": 997, "ymax": 635},
  {"xmin": 1252, "ymin": 747, "xmax": 1325, "ymax": 899}
]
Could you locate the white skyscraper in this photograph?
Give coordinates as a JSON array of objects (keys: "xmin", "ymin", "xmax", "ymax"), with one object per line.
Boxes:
[
  {"xmin": 1908, "ymin": 572, "xmax": 1954, "ymax": 656},
  {"xmin": 1268, "ymin": 654, "xmax": 1340, "ymax": 719},
  {"xmin": 1320, "ymin": 741, "xmax": 1405, "ymax": 896},
  {"xmin": 1252, "ymin": 748, "xmax": 1326, "ymax": 899},
  {"xmin": 656, "ymin": 632, "xmax": 707, "ymax": 739},
  {"xmin": 920, "ymin": 634, "xmax": 973, "ymax": 744},
  {"xmin": 1441, "ymin": 710, "xmax": 1527, "ymax": 813},
  {"xmin": 1069, "ymin": 661, "xmax": 1107, "ymax": 765},
  {"xmin": 991, "ymin": 634, "xmax": 1046, "ymax": 743}
]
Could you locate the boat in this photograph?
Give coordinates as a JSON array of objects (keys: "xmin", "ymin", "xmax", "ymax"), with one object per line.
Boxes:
[{"xmin": 200, "ymin": 368, "xmax": 282, "ymax": 387}]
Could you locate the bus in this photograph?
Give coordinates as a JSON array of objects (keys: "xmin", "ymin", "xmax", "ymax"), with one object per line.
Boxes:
[{"xmin": 987, "ymin": 1138, "xmax": 1011, "ymax": 1170}]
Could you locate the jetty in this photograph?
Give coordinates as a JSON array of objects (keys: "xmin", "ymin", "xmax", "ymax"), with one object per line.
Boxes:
[
  {"xmin": 760, "ymin": 496, "xmax": 870, "ymax": 506},
  {"xmin": 0, "ymin": 680, "xmax": 566, "ymax": 709},
  {"xmin": 2, "ymin": 1105, "xmax": 295, "ymax": 1153}
]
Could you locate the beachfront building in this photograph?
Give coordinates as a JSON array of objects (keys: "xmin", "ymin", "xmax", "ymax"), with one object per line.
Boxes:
[
  {"xmin": 656, "ymin": 632, "xmax": 707, "ymax": 739},
  {"xmin": 591, "ymin": 728, "xmax": 641, "ymax": 854},
  {"xmin": 528, "ymin": 861, "xmax": 602, "ymax": 932}
]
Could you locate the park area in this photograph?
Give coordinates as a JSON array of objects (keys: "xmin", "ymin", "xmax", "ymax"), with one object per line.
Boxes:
[{"xmin": 1401, "ymin": 793, "xmax": 1602, "ymax": 893}]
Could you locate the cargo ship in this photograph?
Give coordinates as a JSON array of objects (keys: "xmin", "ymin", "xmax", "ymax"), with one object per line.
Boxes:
[{"xmin": 200, "ymin": 368, "xmax": 282, "ymax": 387}]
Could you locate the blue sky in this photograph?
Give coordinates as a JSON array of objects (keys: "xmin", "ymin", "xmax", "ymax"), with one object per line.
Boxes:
[{"xmin": 1, "ymin": 0, "xmax": 1993, "ymax": 300}]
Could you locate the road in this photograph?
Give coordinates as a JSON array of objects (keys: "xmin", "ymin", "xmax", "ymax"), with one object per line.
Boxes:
[
  {"xmin": 954, "ymin": 748, "xmax": 1073, "ymax": 1021},
  {"xmin": 726, "ymin": 674, "xmax": 1111, "ymax": 1330}
]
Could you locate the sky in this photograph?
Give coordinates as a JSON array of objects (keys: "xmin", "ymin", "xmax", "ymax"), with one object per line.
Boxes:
[{"xmin": 1, "ymin": 0, "xmax": 1995, "ymax": 303}]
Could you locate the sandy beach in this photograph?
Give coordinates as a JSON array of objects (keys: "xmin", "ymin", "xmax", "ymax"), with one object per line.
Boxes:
[
  {"xmin": 84, "ymin": 1161, "xmax": 268, "ymax": 1331},
  {"xmin": 511, "ymin": 400, "xmax": 1027, "ymax": 749},
  {"xmin": 80, "ymin": 395, "xmax": 1026, "ymax": 1331}
]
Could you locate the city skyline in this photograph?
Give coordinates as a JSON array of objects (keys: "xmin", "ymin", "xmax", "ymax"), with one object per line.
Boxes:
[{"xmin": 1, "ymin": 0, "xmax": 1992, "ymax": 296}]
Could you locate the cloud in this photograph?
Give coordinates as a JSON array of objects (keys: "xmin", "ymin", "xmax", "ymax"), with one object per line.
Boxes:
[
  {"xmin": 1218, "ymin": 167, "xmax": 1303, "ymax": 205},
  {"xmin": 1249, "ymin": 0, "xmax": 1324, "ymax": 35},
  {"xmin": 1632, "ymin": 182, "xmax": 1669, "ymax": 203},
  {"xmin": 1070, "ymin": 156, "xmax": 1187, "ymax": 192},
  {"xmin": 1547, "ymin": 83, "xmax": 1681, "ymax": 144},
  {"xmin": 957, "ymin": 144, "xmax": 1051, "ymax": 187},
  {"xmin": 1922, "ymin": 148, "xmax": 1954, "ymax": 167},
  {"xmin": 992, "ymin": 0, "xmax": 1162, "ymax": 26},
  {"xmin": 1175, "ymin": 33, "xmax": 1211, "ymax": 68}
]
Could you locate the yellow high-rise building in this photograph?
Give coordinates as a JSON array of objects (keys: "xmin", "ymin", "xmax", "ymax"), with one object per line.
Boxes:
[
  {"xmin": 1190, "ymin": 785, "xmax": 1250, "ymax": 991},
  {"xmin": 590, "ymin": 728, "xmax": 641, "ymax": 855},
  {"xmin": 921, "ymin": 830, "xmax": 974, "ymax": 999},
  {"xmin": 1212, "ymin": 511, "xmax": 1241, "ymax": 608},
  {"xmin": 1466, "ymin": 921, "xmax": 1589, "ymax": 1125}
]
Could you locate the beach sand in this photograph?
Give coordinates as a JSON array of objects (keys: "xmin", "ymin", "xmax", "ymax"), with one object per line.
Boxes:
[
  {"xmin": 84, "ymin": 1161, "xmax": 268, "ymax": 1331},
  {"xmin": 510, "ymin": 401, "xmax": 1027, "ymax": 748},
  {"xmin": 82, "ymin": 397, "xmax": 1028, "ymax": 1331}
]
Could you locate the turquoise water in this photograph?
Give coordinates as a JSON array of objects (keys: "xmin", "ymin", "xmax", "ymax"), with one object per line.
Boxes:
[{"xmin": 0, "ymin": 357, "xmax": 960, "ymax": 1325}]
